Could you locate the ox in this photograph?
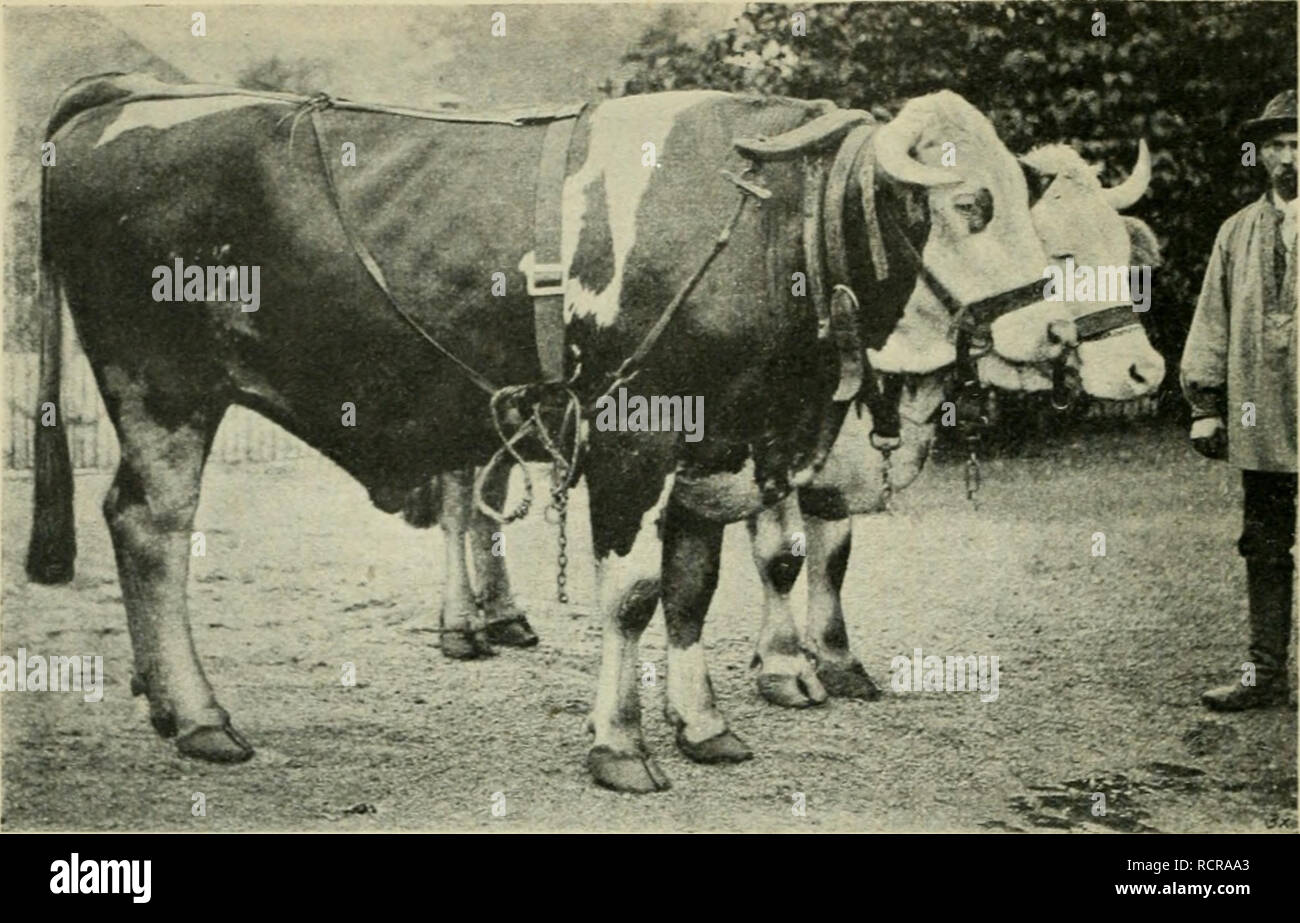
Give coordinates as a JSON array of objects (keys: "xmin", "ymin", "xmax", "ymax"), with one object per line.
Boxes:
[
  {"xmin": 28, "ymin": 75, "xmax": 1072, "ymax": 791},
  {"xmin": 420, "ymin": 141, "xmax": 1166, "ymax": 706},
  {"xmin": 746, "ymin": 141, "xmax": 1167, "ymax": 705}
]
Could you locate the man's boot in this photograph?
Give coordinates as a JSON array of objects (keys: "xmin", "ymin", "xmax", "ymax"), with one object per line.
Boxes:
[{"xmin": 1202, "ymin": 556, "xmax": 1293, "ymax": 711}]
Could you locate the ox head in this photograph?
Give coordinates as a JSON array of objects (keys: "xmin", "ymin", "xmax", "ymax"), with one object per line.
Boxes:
[
  {"xmin": 869, "ymin": 90, "xmax": 1072, "ymax": 366},
  {"xmin": 981, "ymin": 141, "xmax": 1165, "ymax": 400},
  {"xmin": 869, "ymin": 135, "xmax": 1165, "ymax": 401}
]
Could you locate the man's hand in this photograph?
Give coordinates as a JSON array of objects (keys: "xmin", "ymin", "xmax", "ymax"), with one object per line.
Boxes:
[{"xmin": 1190, "ymin": 416, "xmax": 1228, "ymax": 460}]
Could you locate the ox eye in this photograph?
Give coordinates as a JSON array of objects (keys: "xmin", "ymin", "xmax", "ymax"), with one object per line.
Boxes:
[
  {"xmin": 953, "ymin": 197, "xmax": 980, "ymax": 223},
  {"xmin": 953, "ymin": 189, "xmax": 993, "ymax": 233}
]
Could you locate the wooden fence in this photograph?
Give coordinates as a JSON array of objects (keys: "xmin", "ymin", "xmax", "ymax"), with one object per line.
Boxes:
[{"xmin": 4, "ymin": 351, "xmax": 312, "ymax": 470}]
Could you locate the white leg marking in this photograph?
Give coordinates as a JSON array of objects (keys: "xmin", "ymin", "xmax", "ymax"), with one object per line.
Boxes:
[
  {"xmin": 589, "ymin": 475, "xmax": 676, "ymax": 752},
  {"xmin": 666, "ymin": 643, "xmax": 728, "ymax": 743},
  {"xmin": 804, "ymin": 515, "xmax": 853, "ymax": 657},
  {"xmin": 439, "ymin": 471, "xmax": 479, "ymax": 630},
  {"xmin": 749, "ymin": 498, "xmax": 804, "ymax": 670}
]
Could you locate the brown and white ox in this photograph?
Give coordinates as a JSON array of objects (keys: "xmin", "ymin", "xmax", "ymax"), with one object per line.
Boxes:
[
  {"xmin": 426, "ymin": 141, "xmax": 1165, "ymax": 710},
  {"xmin": 28, "ymin": 77, "xmax": 1079, "ymax": 792},
  {"xmin": 744, "ymin": 141, "xmax": 1166, "ymax": 706}
]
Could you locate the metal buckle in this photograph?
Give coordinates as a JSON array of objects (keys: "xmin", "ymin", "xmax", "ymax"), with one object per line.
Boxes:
[{"xmin": 527, "ymin": 263, "xmax": 566, "ymax": 297}]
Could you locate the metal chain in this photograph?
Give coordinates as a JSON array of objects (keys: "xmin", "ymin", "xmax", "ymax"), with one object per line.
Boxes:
[
  {"xmin": 879, "ymin": 448, "xmax": 894, "ymax": 513},
  {"xmin": 964, "ymin": 432, "xmax": 982, "ymax": 505},
  {"xmin": 955, "ymin": 370, "xmax": 987, "ymax": 507},
  {"xmin": 478, "ymin": 188, "xmax": 748, "ymax": 608},
  {"xmin": 476, "ymin": 188, "xmax": 752, "ymax": 603},
  {"xmin": 869, "ymin": 430, "xmax": 901, "ymax": 513},
  {"xmin": 550, "ymin": 462, "xmax": 570, "ymax": 604}
]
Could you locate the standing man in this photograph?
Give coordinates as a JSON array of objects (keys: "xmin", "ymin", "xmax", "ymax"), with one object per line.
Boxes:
[{"xmin": 1182, "ymin": 89, "xmax": 1296, "ymax": 710}]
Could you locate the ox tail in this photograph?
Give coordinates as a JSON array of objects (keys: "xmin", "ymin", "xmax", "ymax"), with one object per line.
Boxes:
[{"xmin": 25, "ymin": 174, "xmax": 76, "ymax": 583}]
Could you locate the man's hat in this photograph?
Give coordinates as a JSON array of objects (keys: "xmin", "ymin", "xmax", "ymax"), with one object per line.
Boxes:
[{"xmin": 1242, "ymin": 89, "xmax": 1297, "ymax": 140}]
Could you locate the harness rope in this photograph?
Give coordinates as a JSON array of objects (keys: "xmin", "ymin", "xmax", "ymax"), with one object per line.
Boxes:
[
  {"xmin": 304, "ymin": 101, "xmax": 499, "ymax": 396},
  {"xmin": 300, "ymin": 94, "xmax": 587, "ymax": 598}
]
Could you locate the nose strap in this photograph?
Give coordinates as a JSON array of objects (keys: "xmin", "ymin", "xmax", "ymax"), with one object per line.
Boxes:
[
  {"xmin": 950, "ymin": 278, "xmax": 1053, "ymax": 334},
  {"xmin": 1074, "ymin": 303, "xmax": 1140, "ymax": 341}
]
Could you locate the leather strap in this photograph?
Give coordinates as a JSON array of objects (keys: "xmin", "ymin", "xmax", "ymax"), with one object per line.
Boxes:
[
  {"xmin": 829, "ymin": 285, "xmax": 866, "ymax": 401},
  {"xmin": 824, "ymin": 124, "xmax": 874, "ymax": 286},
  {"xmin": 955, "ymin": 279, "xmax": 1052, "ymax": 334},
  {"xmin": 803, "ymin": 155, "xmax": 831, "ymax": 340},
  {"xmin": 822, "ymin": 125, "xmax": 873, "ymax": 406},
  {"xmin": 531, "ymin": 112, "xmax": 583, "ymax": 382},
  {"xmin": 1075, "ymin": 303, "xmax": 1139, "ymax": 341},
  {"xmin": 822, "ymin": 123, "xmax": 902, "ymax": 442},
  {"xmin": 879, "ymin": 205, "xmax": 1048, "ymax": 335},
  {"xmin": 859, "ymin": 138, "xmax": 890, "ymax": 282}
]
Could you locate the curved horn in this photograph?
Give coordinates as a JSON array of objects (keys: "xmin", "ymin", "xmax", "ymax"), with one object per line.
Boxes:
[
  {"xmin": 1101, "ymin": 138, "xmax": 1152, "ymax": 211},
  {"xmin": 872, "ymin": 107, "xmax": 963, "ymax": 187}
]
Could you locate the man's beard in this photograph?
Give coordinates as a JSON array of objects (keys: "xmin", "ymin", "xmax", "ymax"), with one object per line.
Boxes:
[{"xmin": 1273, "ymin": 167, "xmax": 1298, "ymax": 201}]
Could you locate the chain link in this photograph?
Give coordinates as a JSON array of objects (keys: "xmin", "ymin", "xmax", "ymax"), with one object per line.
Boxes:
[
  {"xmin": 869, "ymin": 430, "xmax": 900, "ymax": 514},
  {"xmin": 550, "ymin": 462, "xmax": 570, "ymax": 605},
  {"xmin": 879, "ymin": 448, "xmax": 894, "ymax": 513},
  {"xmin": 956, "ymin": 379, "xmax": 987, "ymax": 507},
  {"xmin": 964, "ymin": 438, "xmax": 982, "ymax": 505}
]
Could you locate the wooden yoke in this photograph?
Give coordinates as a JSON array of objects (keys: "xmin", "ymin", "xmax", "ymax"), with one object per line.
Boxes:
[{"xmin": 733, "ymin": 107, "xmax": 870, "ymax": 161}]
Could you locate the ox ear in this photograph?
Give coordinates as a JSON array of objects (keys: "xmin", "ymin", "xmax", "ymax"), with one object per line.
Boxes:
[
  {"xmin": 1018, "ymin": 159, "xmax": 1054, "ymax": 205},
  {"xmin": 1123, "ymin": 216, "xmax": 1162, "ymax": 269}
]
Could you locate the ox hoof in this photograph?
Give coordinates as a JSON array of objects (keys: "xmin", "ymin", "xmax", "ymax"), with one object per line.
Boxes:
[
  {"xmin": 485, "ymin": 615, "xmax": 539, "ymax": 648},
  {"xmin": 756, "ymin": 671, "xmax": 828, "ymax": 709},
  {"xmin": 440, "ymin": 630, "xmax": 496, "ymax": 660},
  {"xmin": 176, "ymin": 722, "xmax": 255, "ymax": 764},
  {"xmin": 675, "ymin": 728, "xmax": 754, "ymax": 765},
  {"xmin": 587, "ymin": 746, "xmax": 671, "ymax": 793},
  {"xmin": 816, "ymin": 658, "xmax": 882, "ymax": 701}
]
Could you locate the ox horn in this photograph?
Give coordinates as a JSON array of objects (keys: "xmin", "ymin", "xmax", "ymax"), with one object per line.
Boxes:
[
  {"xmin": 872, "ymin": 106, "xmax": 964, "ymax": 188},
  {"xmin": 1102, "ymin": 138, "xmax": 1152, "ymax": 211}
]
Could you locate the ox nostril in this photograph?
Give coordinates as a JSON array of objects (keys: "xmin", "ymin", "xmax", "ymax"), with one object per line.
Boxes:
[{"xmin": 1129, "ymin": 353, "xmax": 1166, "ymax": 388}]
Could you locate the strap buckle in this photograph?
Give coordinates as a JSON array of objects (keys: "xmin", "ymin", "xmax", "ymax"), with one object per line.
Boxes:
[{"xmin": 526, "ymin": 262, "xmax": 566, "ymax": 297}]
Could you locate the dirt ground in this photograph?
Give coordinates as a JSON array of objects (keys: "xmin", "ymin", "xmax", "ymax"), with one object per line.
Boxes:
[{"xmin": 2, "ymin": 420, "xmax": 1295, "ymax": 832}]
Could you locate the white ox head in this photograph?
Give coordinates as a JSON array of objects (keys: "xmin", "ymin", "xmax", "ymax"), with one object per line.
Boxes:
[
  {"xmin": 1015, "ymin": 141, "xmax": 1164, "ymax": 399},
  {"xmin": 871, "ymin": 138, "xmax": 1165, "ymax": 401},
  {"xmin": 870, "ymin": 91, "xmax": 1075, "ymax": 366}
]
